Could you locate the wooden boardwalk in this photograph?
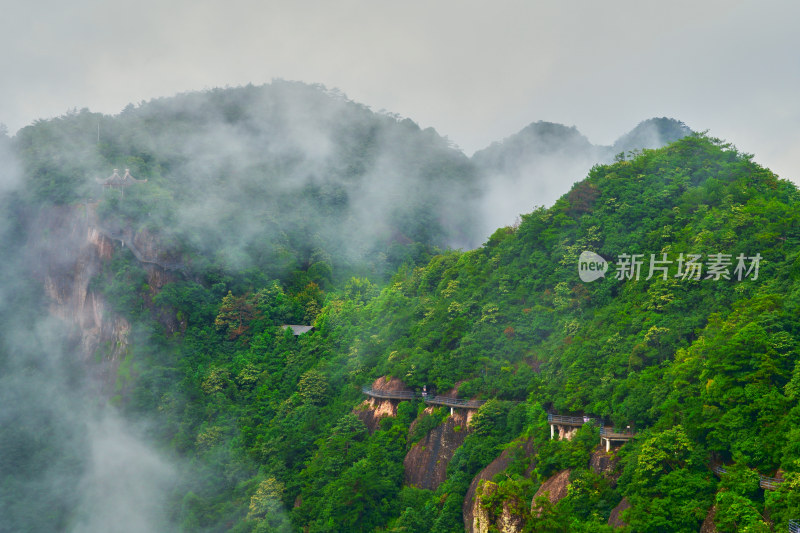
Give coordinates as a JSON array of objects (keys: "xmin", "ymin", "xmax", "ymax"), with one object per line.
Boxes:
[{"xmin": 598, "ymin": 426, "xmax": 636, "ymax": 439}]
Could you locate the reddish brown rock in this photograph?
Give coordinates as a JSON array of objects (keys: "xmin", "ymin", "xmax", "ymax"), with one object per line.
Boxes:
[
  {"xmin": 372, "ymin": 376, "xmax": 410, "ymax": 392},
  {"xmin": 354, "ymin": 377, "xmax": 412, "ymax": 433},
  {"xmin": 404, "ymin": 409, "xmax": 469, "ymax": 490},
  {"xmin": 608, "ymin": 497, "xmax": 631, "ymax": 528},
  {"xmin": 464, "ymin": 438, "xmax": 535, "ymax": 532},
  {"xmin": 531, "ymin": 469, "xmax": 571, "ymax": 515},
  {"xmin": 472, "ymin": 481, "xmax": 526, "ymax": 533},
  {"xmin": 590, "ymin": 445, "xmax": 621, "ymax": 488},
  {"xmin": 699, "ymin": 503, "xmax": 718, "ymax": 533}
]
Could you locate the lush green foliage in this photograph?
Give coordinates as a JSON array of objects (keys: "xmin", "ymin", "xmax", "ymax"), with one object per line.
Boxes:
[
  {"xmin": 14, "ymin": 82, "xmax": 480, "ymax": 283},
  {"xmin": 8, "ymin": 96, "xmax": 800, "ymax": 533},
  {"xmin": 91, "ymin": 134, "xmax": 799, "ymax": 531}
]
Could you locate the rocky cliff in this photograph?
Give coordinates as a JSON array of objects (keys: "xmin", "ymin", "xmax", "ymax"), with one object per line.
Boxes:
[
  {"xmin": 531, "ymin": 469, "xmax": 572, "ymax": 514},
  {"xmin": 472, "ymin": 480, "xmax": 526, "ymax": 533},
  {"xmin": 699, "ymin": 503, "xmax": 718, "ymax": 533},
  {"xmin": 465, "ymin": 437, "xmax": 536, "ymax": 533},
  {"xmin": 608, "ymin": 497, "xmax": 631, "ymax": 528},
  {"xmin": 32, "ymin": 204, "xmax": 124, "ymax": 365},
  {"xmin": 404, "ymin": 407, "xmax": 471, "ymax": 490},
  {"xmin": 355, "ymin": 376, "xmax": 411, "ymax": 432},
  {"xmin": 31, "ymin": 203, "xmax": 180, "ymax": 387}
]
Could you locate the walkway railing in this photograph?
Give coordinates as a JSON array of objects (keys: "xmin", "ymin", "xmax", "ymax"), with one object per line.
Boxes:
[
  {"xmin": 599, "ymin": 427, "xmax": 636, "ymax": 438},
  {"xmin": 759, "ymin": 476, "xmax": 784, "ymax": 490},
  {"xmin": 96, "ymin": 226, "xmax": 186, "ymax": 272},
  {"xmin": 361, "ymin": 386, "xmax": 486, "ymax": 409},
  {"xmin": 361, "ymin": 386, "xmax": 417, "ymax": 400},
  {"xmin": 710, "ymin": 463, "xmax": 785, "ymax": 490},
  {"xmin": 425, "ymin": 396, "xmax": 485, "ymax": 409},
  {"xmin": 788, "ymin": 519, "xmax": 800, "ymax": 533},
  {"xmin": 548, "ymin": 414, "xmax": 596, "ymax": 426}
]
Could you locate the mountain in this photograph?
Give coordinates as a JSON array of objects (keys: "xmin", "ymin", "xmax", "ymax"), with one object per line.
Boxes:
[
  {"xmin": 14, "ymin": 81, "xmax": 481, "ymax": 284},
  {"xmin": 611, "ymin": 116, "xmax": 694, "ymax": 153},
  {"xmin": 472, "ymin": 118, "xmax": 692, "ymax": 237},
  {"xmin": 2, "ymin": 82, "xmax": 797, "ymax": 533},
  {"xmin": 259, "ymin": 134, "xmax": 798, "ymax": 532}
]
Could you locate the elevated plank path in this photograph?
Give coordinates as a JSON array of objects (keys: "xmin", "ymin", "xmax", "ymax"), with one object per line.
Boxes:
[
  {"xmin": 96, "ymin": 226, "xmax": 187, "ymax": 272},
  {"xmin": 548, "ymin": 413, "xmax": 596, "ymax": 441},
  {"xmin": 547, "ymin": 413, "xmax": 636, "ymax": 450},
  {"xmin": 547, "ymin": 413, "xmax": 596, "ymax": 426},
  {"xmin": 789, "ymin": 519, "xmax": 799, "ymax": 532},
  {"xmin": 598, "ymin": 426, "xmax": 636, "ymax": 451},
  {"xmin": 361, "ymin": 386, "xmax": 485, "ymax": 413},
  {"xmin": 361, "ymin": 386, "xmax": 417, "ymax": 401},
  {"xmin": 425, "ymin": 396, "xmax": 485, "ymax": 409},
  {"xmin": 711, "ymin": 464, "xmax": 785, "ymax": 491}
]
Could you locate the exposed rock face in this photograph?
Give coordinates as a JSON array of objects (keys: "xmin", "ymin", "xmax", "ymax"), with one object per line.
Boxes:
[
  {"xmin": 472, "ymin": 482, "xmax": 494, "ymax": 533},
  {"xmin": 472, "ymin": 481, "xmax": 525, "ymax": 533},
  {"xmin": 590, "ymin": 445, "xmax": 622, "ymax": 489},
  {"xmin": 589, "ymin": 447, "xmax": 617, "ymax": 475},
  {"xmin": 373, "ymin": 376, "xmax": 410, "ymax": 393},
  {"xmin": 33, "ymin": 203, "xmax": 181, "ymax": 386},
  {"xmin": 33, "ymin": 205, "xmax": 127, "ymax": 365},
  {"xmin": 553, "ymin": 425, "xmax": 579, "ymax": 441},
  {"xmin": 608, "ymin": 497, "xmax": 631, "ymax": 528},
  {"xmin": 699, "ymin": 504, "xmax": 718, "ymax": 533},
  {"xmin": 355, "ymin": 376, "xmax": 411, "ymax": 433},
  {"xmin": 404, "ymin": 408, "xmax": 470, "ymax": 490},
  {"xmin": 531, "ymin": 469, "xmax": 571, "ymax": 515},
  {"xmin": 464, "ymin": 438, "xmax": 535, "ymax": 533}
]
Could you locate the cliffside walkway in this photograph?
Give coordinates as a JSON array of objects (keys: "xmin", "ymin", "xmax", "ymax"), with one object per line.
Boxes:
[
  {"xmin": 711, "ymin": 464, "xmax": 785, "ymax": 491},
  {"xmin": 361, "ymin": 386, "xmax": 486, "ymax": 412},
  {"xmin": 548, "ymin": 414, "xmax": 596, "ymax": 426},
  {"xmin": 547, "ymin": 413, "xmax": 636, "ymax": 450},
  {"xmin": 598, "ymin": 426, "xmax": 636, "ymax": 451},
  {"xmin": 96, "ymin": 226, "xmax": 186, "ymax": 272},
  {"xmin": 361, "ymin": 387, "xmax": 418, "ymax": 401}
]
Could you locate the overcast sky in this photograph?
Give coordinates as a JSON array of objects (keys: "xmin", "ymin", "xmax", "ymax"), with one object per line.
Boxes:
[{"xmin": 2, "ymin": 0, "xmax": 798, "ymax": 181}]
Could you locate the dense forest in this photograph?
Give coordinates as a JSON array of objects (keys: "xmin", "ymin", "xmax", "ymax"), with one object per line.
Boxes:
[{"xmin": 1, "ymin": 82, "xmax": 797, "ymax": 532}]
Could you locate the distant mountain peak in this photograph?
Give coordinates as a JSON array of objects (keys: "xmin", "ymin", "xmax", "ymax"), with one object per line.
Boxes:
[
  {"xmin": 611, "ymin": 117, "xmax": 693, "ymax": 153},
  {"xmin": 470, "ymin": 117, "xmax": 693, "ymax": 238}
]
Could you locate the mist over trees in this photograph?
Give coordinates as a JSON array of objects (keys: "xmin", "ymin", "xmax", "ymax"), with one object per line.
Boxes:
[
  {"xmin": 472, "ymin": 117, "xmax": 692, "ymax": 236},
  {"xmin": 14, "ymin": 81, "xmax": 483, "ymax": 285},
  {"xmin": 12, "ymin": 82, "xmax": 690, "ymax": 286},
  {"xmin": 2, "ymin": 81, "xmax": 795, "ymax": 532}
]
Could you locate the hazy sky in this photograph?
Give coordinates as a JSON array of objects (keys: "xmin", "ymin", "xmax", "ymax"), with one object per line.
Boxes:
[{"xmin": 2, "ymin": 0, "xmax": 798, "ymax": 181}]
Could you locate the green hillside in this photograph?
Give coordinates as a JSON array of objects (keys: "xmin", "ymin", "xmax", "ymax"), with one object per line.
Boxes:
[
  {"xmin": 2, "ymin": 83, "xmax": 798, "ymax": 532},
  {"xmin": 112, "ymin": 134, "xmax": 800, "ymax": 531},
  {"xmin": 14, "ymin": 81, "xmax": 480, "ymax": 283}
]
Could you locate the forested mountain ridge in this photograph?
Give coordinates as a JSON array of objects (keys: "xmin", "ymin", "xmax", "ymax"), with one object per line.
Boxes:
[
  {"xmin": 14, "ymin": 81, "xmax": 481, "ymax": 284},
  {"xmin": 1, "ymin": 82, "xmax": 797, "ymax": 532},
  {"xmin": 11, "ymin": 82, "xmax": 690, "ymax": 285},
  {"xmin": 98, "ymin": 134, "xmax": 800, "ymax": 531},
  {"xmin": 471, "ymin": 117, "xmax": 692, "ymax": 235}
]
